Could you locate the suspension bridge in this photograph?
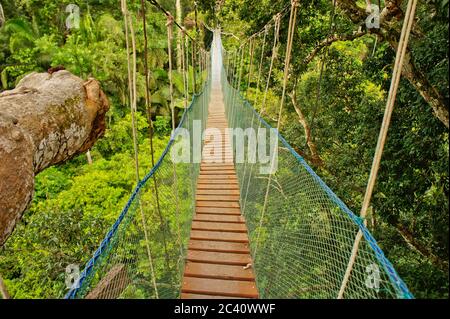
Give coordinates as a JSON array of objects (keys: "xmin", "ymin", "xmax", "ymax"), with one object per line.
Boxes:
[{"xmin": 64, "ymin": 0, "xmax": 417, "ymax": 299}]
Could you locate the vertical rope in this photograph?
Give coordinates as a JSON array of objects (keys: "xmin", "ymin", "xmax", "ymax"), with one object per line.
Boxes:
[
  {"xmin": 140, "ymin": 1, "xmax": 165, "ymax": 260},
  {"xmin": 167, "ymin": 15, "xmax": 176, "ymax": 131},
  {"xmin": 176, "ymin": 27, "xmax": 189, "ymax": 258},
  {"xmin": 191, "ymin": 41, "xmax": 197, "ymax": 94},
  {"xmin": 254, "ymin": 26, "xmax": 269, "ymax": 107},
  {"xmin": 307, "ymin": 0, "xmax": 337, "ymax": 150},
  {"xmin": 337, "ymin": 0, "xmax": 418, "ymax": 299},
  {"xmin": 242, "ymin": 25, "xmax": 270, "ymax": 214},
  {"xmin": 121, "ymin": 0, "xmax": 159, "ymax": 298},
  {"xmin": 227, "ymin": 50, "xmax": 237, "ymax": 107},
  {"xmin": 185, "ymin": 34, "xmax": 191, "ymax": 100},
  {"xmin": 245, "ymin": 37, "xmax": 255, "ymax": 98},
  {"xmin": 240, "ymin": 31, "xmax": 261, "ymax": 210},
  {"xmin": 231, "ymin": 45, "xmax": 246, "ymax": 129},
  {"xmin": 260, "ymin": 13, "xmax": 281, "ymax": 114},
  {"xmin": 253, "ymin": 0, "xmax": 298, "ymax": 260},
  {"xmin": 181, "ymin": 29, "xmax": 189, "ymax": 109}
]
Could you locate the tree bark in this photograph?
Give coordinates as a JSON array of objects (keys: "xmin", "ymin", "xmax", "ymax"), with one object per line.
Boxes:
[
  {"xmin": 303, "ymin": 30, "xmax": 367, "ymax": 66},
  {"xmin": 396, "ymin": 223, "xmax": 449, "ymax": 272},
  {"xmin": 288, "ymin": 90, "xmax": 323, "ymax": 166},
  {"xmin": 0, "ymin": 70, "xmax": 109, "ymax": 246},
  {"xmin": 333, "ymin": 0, "xmax": 449, "ymax": 128}
]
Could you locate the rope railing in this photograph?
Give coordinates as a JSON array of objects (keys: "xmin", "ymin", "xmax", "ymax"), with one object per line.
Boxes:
[
  {"xmin": 64, "ymin": 5, "xmax": 212, "ymax": 296},
  {"xmin": 221, "ymin": 57, "xmax": 413, "ymax": 299}
]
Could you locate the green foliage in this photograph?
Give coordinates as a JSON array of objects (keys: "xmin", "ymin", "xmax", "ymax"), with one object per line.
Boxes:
[
  {"xmin": 0, "ymin": 0, "xmax": 198, "ymax": 299},
  {"xmin": 213, "ymin": 0, "xmax": 449, "ymax": 298}
]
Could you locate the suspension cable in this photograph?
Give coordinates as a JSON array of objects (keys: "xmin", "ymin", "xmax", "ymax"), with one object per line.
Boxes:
[
  {"xmin": 166, "ymin": 14, "xmax": 182, "ymax": 267},
  {"xmin": 139, "ymin": 0, "xmax": 165, "ymax": 263},
  {"xmin": 306, "ymin": 0, "xmax": 337, "ymax": 151},
  {"xmin": 121, "ymin": 0, "xmax": 159, "ymax": 298},
  {"xmin": 241, "ymin": 24, "xmax": 270, "ymax": 215},
  {"xmin": 245, "ymin": 37, "xmax": 255, "ymax": 99},
  {"xmin": 261, "ymin": 13, "xmax": 282, "ymax": 115}
]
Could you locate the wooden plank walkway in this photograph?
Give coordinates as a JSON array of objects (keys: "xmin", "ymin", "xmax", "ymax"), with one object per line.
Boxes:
[{"xmin": 180, "ymin": 87, "xmax": 258, "ymax": 299}]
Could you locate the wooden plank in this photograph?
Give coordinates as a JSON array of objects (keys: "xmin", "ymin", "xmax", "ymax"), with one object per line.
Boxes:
[
  {"xmin": 198, "ymin": 175, "xmax": 237, "ymax": 180},
  {"xmin": 184, "ymin": 262, "xmax": 255, "ymax": 281},
  {"xmin": 196, "ymin": 207, "xmax": 241, "ymax": 215},
  {"xmin": 200, "ymin": 160, "xmax": 236, "ymax": 165},
  {"xmin": 202, "ymin": 155, "xmax": 234, "ymax": 159},
  {"xmin": 181, "ymin": 277, "xmax": 258, "ymax": 298},
  {"xmin": 190, "ymin": 230, "xmax": 249, "ymax": 243},
  {"xmin": 181, "ymin": 293, "xmax": 243, "ymax": 299},
  {"xmin": 201, "ymin": 159, "xmax": 234, "ymax": 164},
  {"xmin": 193, "ymin": 214, "xmax": 244, "ymax": 223},
  {"xmin": 188, "ymin": 240, "xmax": 250, "ymax": 253},
  {"xmin": 196, "ymin": 201, "xmax": 240, "ymax": 208},
  {"xmin": 192, "ymin": 221, "xmax": 247, "ymax": 232},
  {"xmin": 197, "ymin": 178, "xmax": 238, "ymax": 183},
  {"xmin": 200, "ymin": 165, "xmax": 235, "ymax": 170},
  {"xmin": 196, "ymin": 184, "xmax": 239, "ymax": 190},
  {"xmin": 187, "ymin": 250, "xmax": 252, "ymax": 266},
  {"xmin": 196, "ymin": 195, "xmax": 240, "ymax": 202}
]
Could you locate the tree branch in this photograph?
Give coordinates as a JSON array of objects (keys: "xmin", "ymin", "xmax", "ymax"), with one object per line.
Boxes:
[
  {"xmin": 288, "ymin": 88, "xmax": 323, "ymax": 167},
  {"xmin": 334, "ymin": 0, "xmax": 448, "ymax": 127},
  {"xmin": 303, "ymin": 30, "xmax": 367, "ymax": 65}
]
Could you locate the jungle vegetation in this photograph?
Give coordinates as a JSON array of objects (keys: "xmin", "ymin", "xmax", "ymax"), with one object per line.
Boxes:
[{"xmin": 0, "ymin": 0, "xmax": 448, "ymax": 298}]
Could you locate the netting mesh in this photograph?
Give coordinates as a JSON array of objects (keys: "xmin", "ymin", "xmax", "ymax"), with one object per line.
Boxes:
[
  {"xmin": 221, "ymin": 43, "xmax": 413, "ymax": 299},
  {"xmin": 66, "ymin": 31, "xmax": 413, "ymax": 299},
  {"xmin": 65, "ymin": 70, "xmax": 211, "ymax": 299}
]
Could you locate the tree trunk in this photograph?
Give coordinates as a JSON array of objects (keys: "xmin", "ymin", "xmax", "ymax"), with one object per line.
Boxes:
[
  {"xmin": 387, "ymin": 34, "xmax": 449, "ymax": 128},
  {"xmin": 288, "ymin": 90, "xmax": 323, "ymax": 166},
  {"xmin": 334, "ymin": 0, "xmax": 449, "ymax": 128},
  {"xmin": 0, "ymin": 70, "xmax": 109, "ymax": 246},
  {"xmin": 396, "ymin": 223, "xmax": 449, "ymax": 272}
]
